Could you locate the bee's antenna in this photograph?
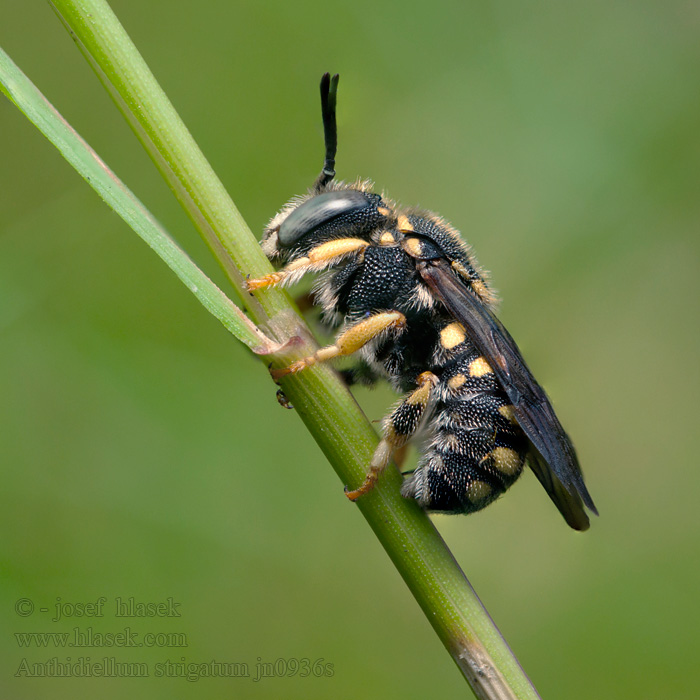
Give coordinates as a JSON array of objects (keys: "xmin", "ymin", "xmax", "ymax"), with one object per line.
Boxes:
[{"xmin": 314, "ymin": 72, "xmax": 339, "ymax": 191}]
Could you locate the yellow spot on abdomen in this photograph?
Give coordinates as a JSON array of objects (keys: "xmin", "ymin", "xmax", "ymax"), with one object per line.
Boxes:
[
  {"xmin": 468, "ymin": 480, "xmax": 493, "ymax": 502},
  {"xmin": 498, "ymin": 405, "xmax": 517, "ymax": 423},
  {"xmin": 447, "ymin": 374, "xmax": 467, "ymax": 390},
  {"xmin": 489, "ymin": 447, "xmax": 522, "ymax": 476},
  {"xmin": 440, "ymin": 322, "xmax": 466, "ymax": 350},
  {"xmin": 468, "ymin": 357, "xmax": 492, "ymax": 377}
]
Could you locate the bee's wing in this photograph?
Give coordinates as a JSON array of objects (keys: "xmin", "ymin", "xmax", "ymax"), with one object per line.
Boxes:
[{"xmin": 418, "ymin": 259, "xmax": 597, "ymax": 530}]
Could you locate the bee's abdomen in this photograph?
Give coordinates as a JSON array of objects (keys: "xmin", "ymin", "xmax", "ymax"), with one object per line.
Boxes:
[{"xmin": 401, "ymin": 351, "xmax": 528, "ymax": 514}]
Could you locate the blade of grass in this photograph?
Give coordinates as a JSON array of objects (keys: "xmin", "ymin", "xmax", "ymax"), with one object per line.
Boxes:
[{"xmin": 6, "ymin": 1, "xmax": 545, "ymax": 695}]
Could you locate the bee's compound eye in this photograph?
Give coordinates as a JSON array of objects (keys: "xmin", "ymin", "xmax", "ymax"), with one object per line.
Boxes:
[{"xmin": 278, "ymin": 190, "xmax": 375, "ymax": 247}]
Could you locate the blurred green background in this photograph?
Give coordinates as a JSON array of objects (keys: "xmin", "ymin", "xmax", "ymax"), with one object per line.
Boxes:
[{"xmin": 1, "ymin": 1, "xmax": 698, "ymax": 698}]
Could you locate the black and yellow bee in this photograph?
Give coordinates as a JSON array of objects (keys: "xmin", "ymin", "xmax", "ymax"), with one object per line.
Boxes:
[{"xmin": 247, "ymin": 74, "xmax": 597, "ymax": 530}]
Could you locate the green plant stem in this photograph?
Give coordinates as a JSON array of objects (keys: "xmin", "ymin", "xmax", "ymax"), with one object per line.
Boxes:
[{"xmin": 5, "ymin": 2, "xmax": 544, "ymax": 696}]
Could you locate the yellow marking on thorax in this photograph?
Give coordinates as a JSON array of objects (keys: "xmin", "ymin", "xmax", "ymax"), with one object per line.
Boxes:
[
  {"xmin": 468, "ymin": 357, "xmax": 493, "ymax": 377},
  {"xmin": 403, "ymin": 237, "xmax": 424, "ymax": 258},
  {"xmin": 488, "ymin": 447, "xmax": 521, "ymax": 476},
  {"xmin": 440, "ymin": 322, "xmax": 466, "ymax": 350},
  {"xmin": 377, "ymin": 206, "xmax": 392, "ymax": 217},
  {"xmin": 397, "ymin": 215, "xmax": 414, "ymax": 232},
  {"xmin": 447, "ymin": 373, "xmax": 467, "ymax": 390},
  {"xmin": 379, "ymin": 231, "xmax": 396, "ymax": 245}
]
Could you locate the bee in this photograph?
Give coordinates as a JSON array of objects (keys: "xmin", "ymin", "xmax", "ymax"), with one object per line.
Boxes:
[{"xmin": 247, "ymin": 74, "xmax": 597, "ymax": 530}]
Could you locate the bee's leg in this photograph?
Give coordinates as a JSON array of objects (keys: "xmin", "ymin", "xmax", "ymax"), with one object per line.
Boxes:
[
  {"xmin": 245, "ymin": 238, "xmax": 368, "ymax": 291},
  {"xmin": 346, "ymin": 372, "xmax": 439, "ymax": 501},
  {"xmin": 393, "ymin": 444, "xmax": 409, "ymax": 470},
  {"xmin": 270, "ymin": 311, "xmax": 406, "ymax": 380}
]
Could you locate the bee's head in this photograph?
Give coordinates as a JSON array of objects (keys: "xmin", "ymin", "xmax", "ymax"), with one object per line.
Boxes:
[{"xmin": 262, "ymin": 186, "xmax": 391, "ymax": 261}]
